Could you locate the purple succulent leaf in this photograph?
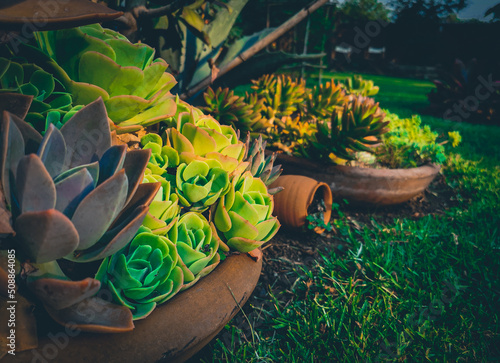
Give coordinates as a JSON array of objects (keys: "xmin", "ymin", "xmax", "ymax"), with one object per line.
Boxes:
[
  {"xmin": 53, "ymin": 161, "xmax": 99, "ymax": 187},
  {"xmin": 121, "ymin": 148, "xmax": 151, "ymax": 206},
  {"xmin": 55, "ymin": 168, "xmax": 94, "ymax": 218},
  {"xmin": 69, "ymin": 205, "xmax": 149, "ymax": 263},
  {"xmin": 44, "ymin": 295, "xmax": 135, "ymax": 333},
  {"xmin": 8, "ymin": 111, "xmax": 42, "ymax": 154},
  {"xmin": 29, "ymin": 276, "xmax": 100, "ymax": 311},
  {"xmin": 97, "ymin": 144, "xmax": 127, "ymax": 185},
  {"xmin": 0, "ymin": 93, "xmax": 33, "ymax": 120},
  {"xmin": 37, "ymin": 124, "xmax": 67, "ymax": 178},
  {"xmin": 70, "ymin": 169, "xmax": 128, "ymax": 251},
  {"xmin": 110, "ymin": 182, "xmax": 160, "ymax": 229},
  {"xmin": 59, "ymin": 98, "xmax": 111, "ymax": 169},
  {"xmin": 15, "ymin": 209, "xmax": 79, "ymax": 263},
  {"xmin": 16, "ymin": 154, "xmax": 56, "ymax": 214},
  {"xmin": 1, "ymin": 112, "xmax": 25, "ymax": 207}
]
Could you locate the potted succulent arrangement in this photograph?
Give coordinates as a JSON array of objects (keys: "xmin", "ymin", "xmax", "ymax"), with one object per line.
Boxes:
[
  {"xmin": 0, "ymin": 21, "xmax": 282, "ymax": 363},
  {"xmin": 203, "ymin": 73, "xmax": 461, "ymax": 207}
]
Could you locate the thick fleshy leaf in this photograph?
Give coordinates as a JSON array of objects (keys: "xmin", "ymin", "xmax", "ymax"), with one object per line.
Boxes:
[
  {"xmin": 224, "ymin": 211, "xmax": 259, "ymax": 241},
  {"xmin": 45, "ymin": 296, "xmax": 135, "ymax": 333},
  {"xmin": 0, "ymin": 93, "xmax": 33, "ymax": 120},
  {"xmin": 16, "ymin": 154, "xmax": 56, "ymax": 214},
  {"xmin": 97, "ymin": 144, "xmax": 127, "ymax": 185},
  {"xmin": 226, "ymin": 236, "xmax": 266, "ymax": 253},
  {"xmin": 182, "ymin": 123, "xmax": 217, "ymax": 156},
  {"xmin": 59, "ymin": 98, "xmax": 111, "ymax": 168},
  {"xmin": 15, "ymin": 209, "xmax": 79, "ymax": 263},
  {"xmin": 1, "ymin": 113, "xmax": 25, "ymax": 207},
  {"xmin": 69, "ymin": 205, "xmax": 149, "ymax": 262},
  {"xmin": 54, "ymin": 167, "xmax": 94, "ymax": 218},
  {"xmin": 37, "ymin": 124, "xmax": 66, "ymax": 177},
  {"xmin": 122, "ymin": 148, "xmax": 151, "ymax": 205},
  {"xmin": 71, "ymin": 169, "xmax": 128, "ymax": 250},
  {"xmin": 30, "ymin": 277, "xmax": 100, "ymax": 310}
]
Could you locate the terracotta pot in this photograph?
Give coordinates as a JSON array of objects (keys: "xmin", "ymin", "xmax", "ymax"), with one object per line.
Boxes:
[
  {"xmin": 275, "ymin": 153, "xmax": 441, "ymax": 205},
  {"xmin": 0, "ymin": 0, "xmax": 122, "ymax": 30},
  {"xmin": 5, "ymin": 253, "xmax": 262, "ymax": 363},
  {"xmin": 270, "ymin": 175, "xmax": 332, "ymax": 232}
]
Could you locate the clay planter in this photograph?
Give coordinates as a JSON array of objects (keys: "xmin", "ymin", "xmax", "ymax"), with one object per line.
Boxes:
[
  {"xmin": 270, "ymin": 175, "xmax": 332, "ymax": 232},
  {"xmin": 275, "ymin": 153, "xmax": 441, "ymax": 205},
  {"xmin": 6, "ymin": 253, "xmax": 262, "ymax": 363}
]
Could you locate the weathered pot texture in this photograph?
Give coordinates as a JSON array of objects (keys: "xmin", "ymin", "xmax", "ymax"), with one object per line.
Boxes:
[
  {"xmin": 270, "ymin": 175, "xmax": 332, "ymax": 232},
  {"xmin": 275, "ymin": 153, "xmax": 441, "ymax": 205},
  {"xmin": 5, "ymin": 253, "xmax": 262, "ymax": 363}
]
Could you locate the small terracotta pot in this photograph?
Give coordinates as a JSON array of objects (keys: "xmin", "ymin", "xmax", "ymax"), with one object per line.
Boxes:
[
  {"xmin": 270, "ymin": 175, "xmax": 333, "ymax": 233},
  {"xmin": 275, "ymin": 153, "xmax": 441, "ymax": 205},
  {"xmin": 6, "ymin": 253, "xmax": 262, "ymax": 363}
]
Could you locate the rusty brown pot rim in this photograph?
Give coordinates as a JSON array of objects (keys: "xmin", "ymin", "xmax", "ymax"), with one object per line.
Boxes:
[{"xmin": 0, "ymin": 0, "xmax": 123, "ymax": 31}]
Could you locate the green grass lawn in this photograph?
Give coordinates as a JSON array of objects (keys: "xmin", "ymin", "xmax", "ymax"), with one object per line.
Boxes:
[{"xmin": 207, "ymin": 72, "xmax": 500, "ymax": 362}]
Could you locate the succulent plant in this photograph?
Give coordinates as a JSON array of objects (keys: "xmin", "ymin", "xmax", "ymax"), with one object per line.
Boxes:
[
  {"xmin": 213, "ymin": 171, "xmax": 280, "ymax": 253},
  {"xmin": 165, "ymin": 109, "xmax": 247, "ymax": 174},
  {"xmin": 301, "ymin": 96, "xmax": 389, "ymax": 162},
  {"xmin": 0, "ymin": 97, "xmax": 160, "ymax": 332},
  {"xmin": 251, "ymin": 74, "xmax": 306, "ymax": 119},
  {"xmin": 141, "ymin": 174, "xmax": 180, "ymax": 236},
  {"xmin": 0, "ymin": 57, "xmax": 73, "ymax": 131},
  {"xmin": 242, "ymin": 134, "xmax": 283, "ymax": 194},
  {"xmin": 202, "ymin": 87, "xmax": 270, "ymax": 133},
  {"xmin": 342, "ymin": 75, "xmax": 379, "ymax": 97},
  {"xmin": 267, "ymin": 115, "xmax": 316, "ymax": 155},
  {"xmin": 169, "ymin": 212, "xmax": 221, "ymax": 289},
  {"xmin": 95, "ymin": 227, "xmax": 184, "ymax": 320},
  {"xmin": 32, "ymin": 24, "xmax": 178, "ymax": 133},
  {"xmin": 305, "ymin": 79, "xmax": 347, "ymax": 120}
]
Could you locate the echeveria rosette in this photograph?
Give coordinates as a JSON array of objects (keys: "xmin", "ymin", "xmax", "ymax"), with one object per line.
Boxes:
[
  {"xmin": 0, "ymin": 56, "xmax": 73, "ymax": 131},
  {"xmin": 0, "ymin": 98, "xmax": 160, "ymax": 333},
  {"xmin": 214, "ymin": 171, "xmax": 280, "ymax": 253},
  {"xmin": 166, "ymin": 109, "xmax": 247, "ymax": 174},
  {"xmin": 33, "ymin": 24, "xmax": 178, "ymax": 133},
  {"xmin": 168, "ymin": 212, "xmax": 221, "ymax": 290},
  {"xmin": 175, "ymin": 160, "xmax": 229, "ymax": 212},
  {"xmin": 142, "ymin": 173, "xmax": 181, "ymax": 236},
  {"xmin": 96, "ymin": 227, "xmax": 184, "ymax": 320}
]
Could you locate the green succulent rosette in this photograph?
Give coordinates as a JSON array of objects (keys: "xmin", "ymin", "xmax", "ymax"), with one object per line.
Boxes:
[
  {"xmin": 141, "ymin": 174, "xmax": 181, "ymax": 235},
  {"xmin": 214, "ymin": 171, "xmax": 281, "ymax": 253},
  {"xmin": 168, "ymin": 212, "xmax": 221, "ymax": 289},
  {"xmin": 96, "ymin": 227, "xmax": 184, "ymax": 320},
  {"xmin": 166, "ymin": 109, "xmax": 247, "ymax": 174},
  {"xmin": 0, "ymin": 56, "xmax": 73, "ymax": 131},
  {"xmin": 33, "ymin": 24, "xmax": 177, "ymax": 133},
  {"xmin": 175, "ymin": 160, "xmax": 229, "ymax": 212}
]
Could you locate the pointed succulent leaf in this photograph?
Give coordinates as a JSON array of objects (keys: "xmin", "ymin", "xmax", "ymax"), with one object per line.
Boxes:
[
  {"xmin": 71, "ymin": 169, "xmax": 128, "ymax": 251},
  {"xmin": 15, "ymin": 209, "xmax": 79, "ymax": 263}
]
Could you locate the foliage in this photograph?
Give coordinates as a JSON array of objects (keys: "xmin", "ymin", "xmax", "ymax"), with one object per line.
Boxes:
[
  {"xmin": 242, "ymin": 134, "xmax": 283, "ymax": 194},
  {"xmin": 0, "ymin": 98, "xmax": 158, "ymax": 333},
  {"xmin": 202, "ymin": 87, "xmax": 268, "ymax": 132},
  {"xmin": 214, "ymin": 171, "xmax": 280, "ymax": 252},
  {"xmin": 300, "ymin": 96, "xmax": 389, "ymax": 163},
  {"xmin": 251, "ymin": 74, "xmax": 307, "ymax": 119},
  {"xmin": 96, "ymin": 227, "xmax": 184, "ymax": 320},
  {"xmin": 32, "ymin": 24, "xmax": 177, "ymax": 133},
  {"xmin": 376, "ymin": 112, "xmax": 460, "ymax": 168},
  {"xmin": 305, "ymin": 79, "xmax": 347, "ymax": 120},
  {"xmin": 389, "ymin": 0, "xmax": 469, "ymax": 21},
  {"xmin": 0, "ymin": 56, "xmax": 72, "ymax": 131},
  {"xmin": 342, "ymin": 75, "xmax": 380, "ymax": 98}
]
